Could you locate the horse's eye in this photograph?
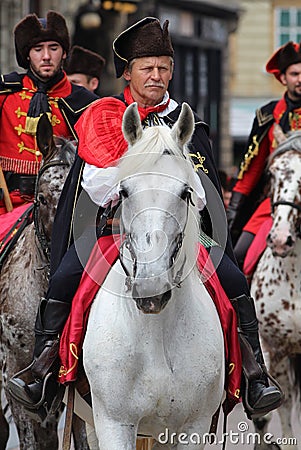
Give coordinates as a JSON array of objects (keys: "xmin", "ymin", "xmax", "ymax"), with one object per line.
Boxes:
[
  {"xmin": 181, "ymin": 186, "xmax": 191, "ymax": 200},
  {"xmin": 120, "ymin": 188, "xmax": 128, "ymax": 199},
  {"xmin": 38, "ymin": 193, "xmax": 47, "ymax": 205}
]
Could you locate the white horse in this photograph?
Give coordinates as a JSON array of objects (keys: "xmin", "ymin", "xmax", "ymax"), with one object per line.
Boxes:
[
  {"xmin": 251, "ymin": 127, "xmax": 301, "ymax": 450},
  {"xmin": 82, "ymin": 103, "xmax": 225, "ymax": 449}
]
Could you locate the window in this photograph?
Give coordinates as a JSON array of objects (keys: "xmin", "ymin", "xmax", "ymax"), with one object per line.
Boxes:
[{"xmin": 276, "ymin": 7, "xmax": 301, "ymax": 47}]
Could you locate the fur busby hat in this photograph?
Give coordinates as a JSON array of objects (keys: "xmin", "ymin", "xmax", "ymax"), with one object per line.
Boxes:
[
  {"xmin": 14, "ymin": 10, "xmax": 70, "ymax": 69},
  {"xmin": 113, "ymin": 17, "xmax": 174, "ymax": 78},
  {"xmin": 266, "ymin": 41, "xmax": 301, "ymax": 81},
  {"xmin": 64, "ymin": 46, "xmax": 105, "ymax": 80}
]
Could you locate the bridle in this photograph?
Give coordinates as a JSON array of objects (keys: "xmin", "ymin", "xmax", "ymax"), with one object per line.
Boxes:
[
  {"xmin": 119, "ymin": 188, "xmax": 194, "ymax": 292},
  {"xmin": 271, "ymin": 200, "xmax": 301, "ymax": 238},
  {"xmin": 33, "ymin": 148, "xmax": 72, "ymax": 262}
]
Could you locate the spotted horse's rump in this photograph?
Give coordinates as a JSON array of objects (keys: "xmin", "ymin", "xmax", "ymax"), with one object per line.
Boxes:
[{"xmin": 251, "ymin": 126, "xmax": 301, "ymax": 450}]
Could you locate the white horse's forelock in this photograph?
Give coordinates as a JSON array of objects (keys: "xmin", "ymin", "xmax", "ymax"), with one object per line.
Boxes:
[{"xmin": 116, "ymin": 125, "xmax": 190, "ymax": 180}]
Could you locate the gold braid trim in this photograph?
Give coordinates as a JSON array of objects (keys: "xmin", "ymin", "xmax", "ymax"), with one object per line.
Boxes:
[{"xmin": 237, "ymin": 135, "xmax": 259, "ymax": 180}]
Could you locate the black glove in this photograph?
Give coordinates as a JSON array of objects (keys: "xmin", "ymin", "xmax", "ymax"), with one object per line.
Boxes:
[{"xmin": 227, "ymin": 191, "xmax": 247, "ymax": 245}]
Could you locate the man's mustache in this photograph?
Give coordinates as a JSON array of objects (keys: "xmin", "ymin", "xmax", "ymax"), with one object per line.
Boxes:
[{"xmin": 144, "ymin": 83, "xmax": 165, "ymax": 88}]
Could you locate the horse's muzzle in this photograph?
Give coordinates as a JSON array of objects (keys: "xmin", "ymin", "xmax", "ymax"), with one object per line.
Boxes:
[{"xmin": 133, "ymin": 290, "xmax": 171, "ymax": 314}]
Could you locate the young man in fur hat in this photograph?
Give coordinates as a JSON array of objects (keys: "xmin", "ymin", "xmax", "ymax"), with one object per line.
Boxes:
[
  {"xmin": 228, "ymin": 41, "xmax": 301, "ymax": 270},
  {"xmin": 64, "ymin": 45, "xmax": 105, "ymax": 94},
  {"xmin": 9, "ymin": 17, "xmax": 282, "ymax": 423},
  {"xmin": 0, "ymin": 11, "xmax": 98, "ymax": 216}
]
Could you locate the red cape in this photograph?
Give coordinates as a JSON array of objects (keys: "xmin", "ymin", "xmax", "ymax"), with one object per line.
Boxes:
[{"xmin": 59, "ymin": 236, "xmax": 242, "ymax": 412}]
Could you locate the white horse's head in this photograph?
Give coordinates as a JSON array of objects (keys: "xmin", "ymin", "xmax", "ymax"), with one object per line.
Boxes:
[
  {"xmin": 267, "ymin": 127, "xmax": 301, "ymax": 256},
  {"xmin": 116, "ymin": 102, "xmax": 204, "ymax": 314}
]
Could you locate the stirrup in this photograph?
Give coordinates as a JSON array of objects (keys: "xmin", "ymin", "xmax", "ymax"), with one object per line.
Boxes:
[
  {"xmin": 8, "ymin": 372, "xmax": 52, "ymax": 410},
  {"xmin": 242, "ymin": 368, "xmax": 284, "ymax": 419},
  {"xmin": 8, "ymin": 369, "xmax": 65, "ymax": 424}
]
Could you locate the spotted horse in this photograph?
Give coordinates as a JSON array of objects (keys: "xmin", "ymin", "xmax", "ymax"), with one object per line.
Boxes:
[
  {"xmin": 0, "ymin": 114, "xmax": 89, "ymax": 449},
  {"xmin": 251, "ymin": 126, "xmax": 301, "ymax": 450}
]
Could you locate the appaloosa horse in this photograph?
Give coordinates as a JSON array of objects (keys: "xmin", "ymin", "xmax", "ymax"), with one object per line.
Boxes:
[
  {"xmin": 0, "ymin": 115, "xmax": 88, "ymax": 449},
  {"xmin": 251, "ymin": 126, "xmax": 301, "ymax": 450},
  {"xmin": 82, "ymin": 103, "xmax": 225, "ymax": 450}
]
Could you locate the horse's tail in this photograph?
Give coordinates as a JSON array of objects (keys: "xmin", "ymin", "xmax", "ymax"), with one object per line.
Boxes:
[{"xmin": 289, "ymin": 354, "xmax": 301, "ymax": 419}]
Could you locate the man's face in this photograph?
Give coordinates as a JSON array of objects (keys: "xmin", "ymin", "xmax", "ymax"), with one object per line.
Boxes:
[
  {"xmin": 28, "ymin": 41, "xmax": 66, "ymax": 80},
  {"xmin": 123, "ymin": 55, "xmax": 173, "ymax": 107},
  {"xmin": 280, "ymin": 63, "xmax": 301, "ymax": 101},
  {"xmin": 67, "ymin": 73, "xmax": 99, "ymax": 93}
]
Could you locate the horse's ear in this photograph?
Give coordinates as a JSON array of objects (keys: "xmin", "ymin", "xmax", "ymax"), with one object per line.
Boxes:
[
  {"xmin": 273, "ymin": 123, "xmax": 287, "ymax": 146},
  {"xmin": 122, "ymin": 103, "xmax": 143, "ymax": 146},
  {"xmin": 36, "ymin": 113, "xmax": 54, "ymax": 157},
  {"xmin": 171, "ymin": 103, "xmax": 195, "ymax": 147}
]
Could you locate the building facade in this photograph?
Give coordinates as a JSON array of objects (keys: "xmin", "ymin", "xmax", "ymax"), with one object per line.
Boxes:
[{"xmin": 230, "ymin": 0, "xmax": 301, "ymax": 165}]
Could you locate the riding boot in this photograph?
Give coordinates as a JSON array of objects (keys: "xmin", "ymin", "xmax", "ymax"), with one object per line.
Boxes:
[
  {"xmin": 231, "ymin": 294, "xmax": 284, "ymax": 419},
  {"xmin": 8, "ymin": 298, "xmax": 71, "ymax": 423}
]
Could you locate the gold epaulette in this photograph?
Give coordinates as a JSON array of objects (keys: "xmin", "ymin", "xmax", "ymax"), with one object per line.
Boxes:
[{"xmin": 237, "ymin": 105, "xmax": 274, "ymax": 180}]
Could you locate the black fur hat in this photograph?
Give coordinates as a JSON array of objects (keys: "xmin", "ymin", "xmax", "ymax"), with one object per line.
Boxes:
[
  {"xmin": 64, "ymin": 46, "xmax": 105, "ymax": 80},
  {"xmin": 113, "ymin": 17, "xmax": 174, "ymax": 78},
  {"xmin": 14, "ymin": 10, "xmax": 70, "ymax": 69},
  {"xmin": 266, "ymin": 41, "xmax": 301, "ymax": 81}
]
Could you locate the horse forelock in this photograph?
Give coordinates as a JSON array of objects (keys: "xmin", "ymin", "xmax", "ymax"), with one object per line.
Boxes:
[
  {"xmin": 47, "ymin": 136, "xmax": 76, "ymax": 166},
  {"xmin": 117, "ymin": 126, "xmax": 188, "ymax": 182}
]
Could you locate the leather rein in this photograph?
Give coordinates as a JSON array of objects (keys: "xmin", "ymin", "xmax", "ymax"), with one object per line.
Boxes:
[{"xmin": 33, "ymin": 150, "xmax": 72, "ymax": 262}]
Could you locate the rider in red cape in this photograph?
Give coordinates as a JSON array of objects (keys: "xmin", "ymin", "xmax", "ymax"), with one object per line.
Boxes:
[
  {"xmin": 228, "ymin": 40, "xmax": 301, "ymax": 272},
  {"xmin": 9, "ymin": 16, "xmax": 282, "ymax": 422}
]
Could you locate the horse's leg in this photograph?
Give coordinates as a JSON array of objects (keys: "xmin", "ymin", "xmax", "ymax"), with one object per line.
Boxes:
[
  {"xmin": 0, "ymin": 376, "xmax": 9, "ymax": 450},
  {"xmin": 276, "ymin": 356, "xmax": 299, "ymax": 449},
  {"xmin": 253, "ymin": 356, "xmax": 297, "ymax": 450},
  {"xmin": 8, "ymin": 397, "xmax": 60, "ymax": 450},
  {"xmin": 253, "ymin": 414, "xmax": 274, "ymax": 450},
  {"xmin": 92, "ymin": 409, "xmax": 137, "ymax": 450}
]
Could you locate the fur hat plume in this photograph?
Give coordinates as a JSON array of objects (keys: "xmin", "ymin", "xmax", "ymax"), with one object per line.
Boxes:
[
  {"xmin": 113, "ymin": 17, "xmax": 174, "ymax": 78},
  {"xmin": 266, "ymin": 41, "xmax": 301, "ymax": 81},
  {"xmin": 64, "ymin": 46, "xmax": 105, "ymax": 80},
  {"xmin": 14, "ymin": 10, "xmax": 70, "ymax": 69}
]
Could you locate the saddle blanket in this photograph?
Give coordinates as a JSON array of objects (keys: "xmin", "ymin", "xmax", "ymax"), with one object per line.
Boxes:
[
  {"xmin": 59, "ymin": 234, "xmax": 242, "ymax": 413},
  {"xmin": 243, "ymin": 218, "xmax": 273, "ymax": 282},
  {"xmin": 0, "ymin": 202, "xmax": 33, "ymax": 242}
]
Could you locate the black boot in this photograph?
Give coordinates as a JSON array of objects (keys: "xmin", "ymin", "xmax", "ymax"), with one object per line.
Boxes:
[
  {"xmin": 231, "ymin": 295, "xmax": 284, "ymax": 419},
  {"xmin": 8, "ymin": 298, "xmax": 71, "ymax": 423}
]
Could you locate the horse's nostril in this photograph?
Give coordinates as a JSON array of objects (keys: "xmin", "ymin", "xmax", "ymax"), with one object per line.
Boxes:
[{"xmin": 286, "ymin": 235, "xmax": 294, "ymax": 247}]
